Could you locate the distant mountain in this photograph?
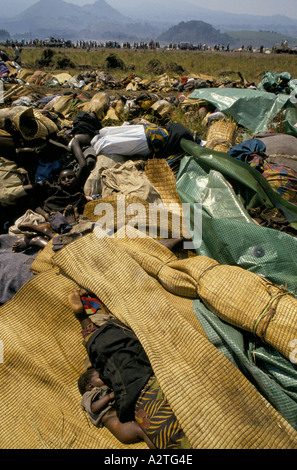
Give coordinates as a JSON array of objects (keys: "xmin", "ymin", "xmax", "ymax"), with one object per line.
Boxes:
[
  {"xmin": 80, "ymin": 0, "xmax": 127, "ymax": 22},
  {"xmin": 0, "ymin": 0, "xmax": 168, "ymax": 41},
  {"xmin": 157, "ymin": 21, "xmax": 231, "ymax": 45},
  {"xmin": 1, "ymin": 0, "xmax": 297, "ymax": 43},
  {"xmin": 108, "ymin": 0, "xmax": 297, "ymax": 37},
  {"xmin": 0, "ymin": 0, "xmax": 135, "ymax": 39}
]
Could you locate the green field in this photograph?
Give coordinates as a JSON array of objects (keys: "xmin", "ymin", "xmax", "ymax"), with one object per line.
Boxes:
[
  {"xmin": 3, "ymin": 46, "xmax": 297, "ymax": 85},
  {"xmin": 226, "ymin": 30, "xmax": 297, "ymax": 49}
]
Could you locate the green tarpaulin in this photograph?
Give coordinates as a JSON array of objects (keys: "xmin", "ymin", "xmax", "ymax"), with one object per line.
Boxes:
[
  {"xmin": 189, "ymin": 87, "xmax": 297, "ymax": 136},
  {"xmin": 176, "ymin": 142, "xmax": 297, "ymax": 293},
  {"xmin": 194, "ymin": 299, "xmax": 297, "ymax": 431},
  {"xmin": 175, "ymin": 140, "xmax": 297, "ymax": 432}
]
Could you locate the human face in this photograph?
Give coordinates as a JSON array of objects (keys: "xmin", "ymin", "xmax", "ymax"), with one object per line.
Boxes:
[
  {"xmin": 59, "ymin": 170, "xmax": 77, "ymax": 189},
  {"xmin": 89, "ymin": 370, "xmax": 105, "ymax": 389}
]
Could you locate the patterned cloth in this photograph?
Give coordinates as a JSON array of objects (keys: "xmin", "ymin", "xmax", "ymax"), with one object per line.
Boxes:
[
  {"xmin": 144, "ymin": 122, "xmax": 201, "ymax": 159},
  {"xmin": 249, "ymin": 155, "xmax": 297, "ymax": 205},
  {"xmin": 81, "ymin": 295, "xmax": 102, "ymax": 315},
  {"xmin": 144, "ymin": 124, "xmax": 170, "ymax": 157},
  {"xmin": 135, "ymin": 376, "xmax": 191, "ymax": 449}
]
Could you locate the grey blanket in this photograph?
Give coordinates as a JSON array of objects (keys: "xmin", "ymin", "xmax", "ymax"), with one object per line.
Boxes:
[{"xmin": 0, "ymin": 234, "xmax": 37, "ymax": 305}]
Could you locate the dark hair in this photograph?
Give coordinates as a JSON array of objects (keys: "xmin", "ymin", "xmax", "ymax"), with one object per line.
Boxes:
[
  {"xmin": 59, "ymin": 167, "xmax": 76, "ymax": 177},
  {"xmin": 77, "ymin": 367, "xmax": 96, "ymax": 395}
]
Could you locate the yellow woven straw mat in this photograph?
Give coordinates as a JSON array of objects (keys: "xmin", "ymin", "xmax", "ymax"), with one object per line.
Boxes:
[
  {"xmin": 0, "ymin": 267, "xmax": 146, "ymax": 450},
  {"xmin": 30, "ymin": 239, "xmax": 58, "ymax": 274},
  {"xmin": 196, "ymin": 263, "xmax": 297, "ymax": 362},
  {"xmin": 83, "ymin": 195, "xmax": 185, "ymax": 239},
  {"xmin": 42, "ymin": 229, "xmax": 297, "ymax": 449},
  {"xmin": 145, "ymin": 158, "xmax": 182, "ymax": 206},
  {"xmin": 205, "ymin": 120, "xmax": 237, "ymax": 152}
]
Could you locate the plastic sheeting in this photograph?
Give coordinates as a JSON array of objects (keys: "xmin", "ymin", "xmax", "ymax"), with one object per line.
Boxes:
[
  {"xmin": 194, "ymin": 299, "xmax": 297, "ymax": 431},
  {"xmin": 189, "ymin": 88, "xmax": 297, "ymax": 136},
  {"xmin": 180, "ymin": 141, "xmax": 297, "ymax": 228},
  {"xmin": 257, "ymin": 71, "xmax": 292, "ymax": 94},
  {"xmin": 175, "ymin": 142, "xmax": 297, "ymax": 294}
]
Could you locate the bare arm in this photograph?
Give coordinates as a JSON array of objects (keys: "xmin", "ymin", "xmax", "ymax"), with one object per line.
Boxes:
[
  {"xmin": 70, "ymin": 134, "xmax": 93, "ymax": 183},
  {"xmin": 102, "ymin": 410, "xmax": 156, "ymax": 449},
  {"xmin": 91, "ymin": 391, "xmax": 115, "ymax": 414},
  {"xmin": 70, "ymin": 134, "xmax": 91, "ymax": 164}
]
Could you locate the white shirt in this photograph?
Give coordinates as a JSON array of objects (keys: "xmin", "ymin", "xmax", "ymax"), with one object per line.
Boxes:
[{"xmin": 90, "ymin": 125, "xmax": 150, "ymax": 157}]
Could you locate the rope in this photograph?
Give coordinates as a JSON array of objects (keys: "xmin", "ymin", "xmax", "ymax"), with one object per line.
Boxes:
[
  {"xmin": 196, "ymin": 262, "xmax": 221, "ymax": 290},
  {"xmin": 253, "ymin": 289, "xmax": 295, "ymax": 341}
]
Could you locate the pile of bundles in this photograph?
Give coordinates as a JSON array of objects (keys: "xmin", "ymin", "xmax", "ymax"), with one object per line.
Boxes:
[
  {"xmin": 1, "ymin": 61, "xmax": 297, "ymax": 451},
  {"xmin": 1, "ymin": 56, "xmax": 248, "ymax": 92}
]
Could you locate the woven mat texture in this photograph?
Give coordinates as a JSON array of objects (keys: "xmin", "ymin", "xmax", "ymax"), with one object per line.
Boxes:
[
  {"xmin": 49, "ymin": 229, "xmax": 297, "ymax": 448},
  {"xmin": 0, "ymin": 267, "xmax": 146, "ymax": 449}
]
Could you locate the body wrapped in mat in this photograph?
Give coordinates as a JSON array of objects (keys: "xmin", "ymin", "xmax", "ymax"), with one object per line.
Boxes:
[{"xmin": 0, "ymin": 227, "xmax": 297, "ymax": 449}]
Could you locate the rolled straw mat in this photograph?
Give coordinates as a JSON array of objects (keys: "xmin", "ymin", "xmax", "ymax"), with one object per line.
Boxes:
[
  {"xmin": 205, "ymin": 120, "xmax": 237, "ymax": 153},
  {"xmin": 11, "ymin": 107, "xmax": 58, "ymax": 140},
  {"xmin": 107, "ymin": 231, "xmax": 297, "ymax": 363}
]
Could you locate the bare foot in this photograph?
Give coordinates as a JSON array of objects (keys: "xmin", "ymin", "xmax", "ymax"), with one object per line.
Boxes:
[
  {"xmin": 18, "ymin": 222, "xmax": 55, "ymax": 239},
  {"xmin": 12, "ymin": 237, "xmax": 30, "ymax": 252},
  {"xmin": 12, "ymin": 236, "xmax": 49, "ymax": 252},
  {"xmin": 68, "ymin": 288, "xmax": 88, "ymax": 315},
  {"xmin": 63, "ymin": 205, "xmax": 79, "ymax": 225}
]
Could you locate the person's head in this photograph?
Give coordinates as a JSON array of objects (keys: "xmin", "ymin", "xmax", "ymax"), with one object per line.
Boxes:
[
  {"xmin": 58, "ymin": 168, "xmax": 78, "ymax": 191},
  {"xmin": 78, "ymin": 368, "xmax": 105, "ymax": 395}
]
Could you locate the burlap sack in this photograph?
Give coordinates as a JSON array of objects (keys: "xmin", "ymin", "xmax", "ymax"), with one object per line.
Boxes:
[
  {"xmin": 81, "ymin": 92, "xmax": 110, "ymax": 120},
  {"xmin": 8, "ymin": 209, "xmax": 46, "ymax": 237},
  {"xmin": 100, "ymin": 160, "xmax": 162, "ymax": 203},
  {"xmin": 0, "ymin": 156, "xmax": 28, "ymax": 206}
]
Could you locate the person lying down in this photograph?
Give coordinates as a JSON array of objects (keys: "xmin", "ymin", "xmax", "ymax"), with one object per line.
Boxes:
[{"xmin": 68, "ymin": 288, "xmax": 191, "ymax": 449}]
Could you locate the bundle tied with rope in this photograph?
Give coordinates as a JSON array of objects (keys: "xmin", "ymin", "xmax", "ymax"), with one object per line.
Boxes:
[
  {"xmin": 193, "ymin": 257, "xmax": 297, "ymax": 362},
  {"xmin": 103, "ymin": 235, "xmax": 297, "ymax": 364}
]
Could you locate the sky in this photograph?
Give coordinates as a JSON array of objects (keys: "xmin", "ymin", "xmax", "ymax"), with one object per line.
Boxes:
[
  {"xmin": 1, "ymin": 0, "xmax": 297, "ymax": 20},
  {"xmin": 69, "ymin": 0, "xmax": 297, "ymax": 19}
]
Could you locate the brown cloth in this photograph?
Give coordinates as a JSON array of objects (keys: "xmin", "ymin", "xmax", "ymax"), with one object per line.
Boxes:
[
  {"xmin": 81, "ymin": 386, "xmax": 114, "ymax": 428},
  {"xmin": 101, "ymin": 160, "xmax": 162, "ymax": 203}
]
